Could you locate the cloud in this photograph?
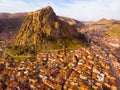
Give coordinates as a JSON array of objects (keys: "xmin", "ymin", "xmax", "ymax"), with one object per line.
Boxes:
[
  {"xmin": 53, "ymin": 0, "xmax": 120, "ymax": 21},
  {"xmin": 0, "ymin": 0, "xmax": 119, "ymax": 21}
]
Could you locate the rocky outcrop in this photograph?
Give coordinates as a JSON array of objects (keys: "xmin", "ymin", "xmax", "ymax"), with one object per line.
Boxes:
[{"xmin": 14, "ymin": 6, "xmax": 86, "ymax": 54}]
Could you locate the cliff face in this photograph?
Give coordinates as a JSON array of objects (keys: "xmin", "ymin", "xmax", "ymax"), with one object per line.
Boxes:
[{"xmin": 14, "ymin": 6, "xmax": 86, "ymax": 54}]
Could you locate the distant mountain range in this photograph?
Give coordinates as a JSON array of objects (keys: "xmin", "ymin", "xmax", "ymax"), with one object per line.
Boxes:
[
  {"xmin": 0, "ymin": 12, "xmax": 27, "ymax": 33},
  {"xmin": 0, "ymin": 11, "xmax": 120, "ymax": 33},
  {"xmin": 0, "ymin": 13, "xmax": 27, "ymax": 19},
  {"xmin": 96, "ymin": 18, "xmax": 120, "ymax": 25}
]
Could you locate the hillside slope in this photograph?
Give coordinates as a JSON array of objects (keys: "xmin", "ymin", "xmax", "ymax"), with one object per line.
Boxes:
[{"xmin": 0, "ymin": 13, "xmax": 27, "ymax": 33}]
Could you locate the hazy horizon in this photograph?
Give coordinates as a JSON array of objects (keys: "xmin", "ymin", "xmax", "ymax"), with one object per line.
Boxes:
[{"xmin": 0, "ymin": 0, "xmax": 120, "ymax": 21}]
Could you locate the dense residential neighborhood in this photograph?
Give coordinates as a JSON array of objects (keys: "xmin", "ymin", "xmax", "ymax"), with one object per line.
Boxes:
[
  {"xmin": 0, "ymin": 40, "xmax": 120, "ymax": 89},
  {"xmin": 0, "ymin": 4, "xmax": 120, "ymax": 90}
]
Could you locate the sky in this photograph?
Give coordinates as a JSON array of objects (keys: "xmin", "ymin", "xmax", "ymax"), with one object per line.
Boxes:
[{"xmin": 0, "ymin": 0, "xmax": 120, "ymax": 21}]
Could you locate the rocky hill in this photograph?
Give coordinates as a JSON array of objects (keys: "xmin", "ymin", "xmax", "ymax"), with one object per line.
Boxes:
[
  {"xmin": 95, "ymin": 18, "xmax": 120, "ymax": 37},
  {"xmin": 14, "ymin": 6, "xmax": 86, "ymax": 54},
  {"xmin": 95, "ymin": 18, "xmax": 120, "ymax": 25}
]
